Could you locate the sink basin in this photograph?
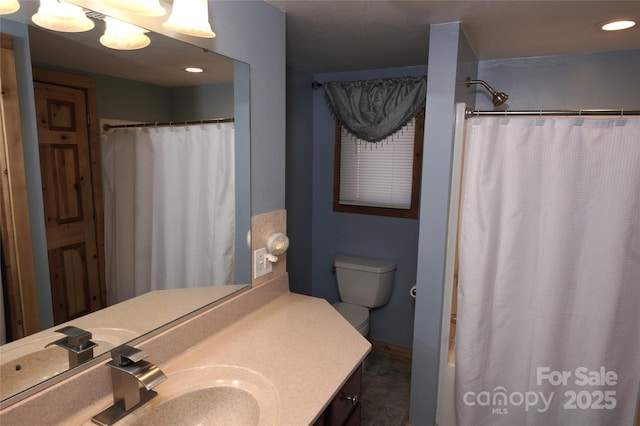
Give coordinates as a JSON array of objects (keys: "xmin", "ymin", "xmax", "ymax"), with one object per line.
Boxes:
[
  {"xmin": 0, "ymin": 328, "xmax": 138, "ymax": 400},
  {"xmin": 117, "ymin": 365, "xmax": 279, "ymax": 426}
]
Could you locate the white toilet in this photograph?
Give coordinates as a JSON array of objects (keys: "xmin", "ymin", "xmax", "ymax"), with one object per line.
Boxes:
[{"xmin": 332, "ymin": 255, "xmax": 396, "ymax": 336}]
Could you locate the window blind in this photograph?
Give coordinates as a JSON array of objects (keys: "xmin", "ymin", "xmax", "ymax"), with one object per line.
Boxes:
[{"xmin": 339, "ymin": 118, "xmax": 416, "ymax": 209}]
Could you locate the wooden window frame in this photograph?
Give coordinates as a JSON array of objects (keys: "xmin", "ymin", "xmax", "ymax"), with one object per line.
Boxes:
[{"xmin": 332, "ymin": 108, "xmax": 425, "ymax": 219}]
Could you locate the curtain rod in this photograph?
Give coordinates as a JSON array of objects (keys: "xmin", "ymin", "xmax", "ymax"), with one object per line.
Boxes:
[
  {"xmin": 312, "ymin": 75, "xmax": 427, "ymax": 89},
  {"xmin": 465, "ymin": 108, "xmax": 640, "ymax": 119},
  {"xmin": 103, "ymin": 117, "xmax": 234, "ymax": 131}
]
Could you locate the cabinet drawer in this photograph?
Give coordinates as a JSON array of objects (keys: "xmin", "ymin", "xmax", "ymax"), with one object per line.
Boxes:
[{"xmin": 325, "ymin": 365, "xmax": 362, "ymax": 425}]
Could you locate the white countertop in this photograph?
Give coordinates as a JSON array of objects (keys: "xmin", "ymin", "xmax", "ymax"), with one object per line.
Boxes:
[
  {"xmin": 0, "ymin": 285, "xmax": 248, "ymax": 400},
  {"xmin": 162, "ymin": 291, "xmax": 371, "ymax": 424},
  {"xmin": 0, "ymin": 276, "xmax": 371, "ymax": 425}
]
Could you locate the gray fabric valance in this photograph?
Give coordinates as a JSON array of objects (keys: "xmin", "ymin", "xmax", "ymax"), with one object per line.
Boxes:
[{"xmin": 323, "ymin": 76, "xmax": 426, "ymax": 142}]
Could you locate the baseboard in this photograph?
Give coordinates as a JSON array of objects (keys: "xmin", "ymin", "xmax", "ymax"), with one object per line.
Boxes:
[{"xmin": 370, "ymin": 339, "xmax": 412, "ymax": 359}]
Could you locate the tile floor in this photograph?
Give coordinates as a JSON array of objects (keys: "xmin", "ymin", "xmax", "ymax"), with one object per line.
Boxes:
[{"xmin": 360, "ymin": 346, "xmax": 412, "ymax": 425}]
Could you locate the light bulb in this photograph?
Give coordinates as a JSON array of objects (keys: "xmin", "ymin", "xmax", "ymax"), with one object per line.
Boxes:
[
  {"xmin": 102, "ymin": 0, "xmax": 166, "ymax": 16},
  {"xmin": 100, "ymin": 17, "xmax": 150, "ymax": 50},
  {"xmin": 162, "ymin": 0, "xmax": 216, "ymax": 38},
  {"xmin": 266, "ymin": 233, "xmax": 289, "ymax": 256},
  {"xmin": 32, "ymin": 0, "xmax": 95, "ymax": 33},
  {"xmin": 0, "ymin": 0, "xmax": 20, "ymax": 15},
  {"xmin": 600, "ymin": 19, "xmax": 636, "ymax": 31}
]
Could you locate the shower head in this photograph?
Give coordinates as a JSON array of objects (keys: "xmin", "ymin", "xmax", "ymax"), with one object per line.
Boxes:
[{"xmin": 466, "ymin": 78, "xmax": 509, "ymax": 106}]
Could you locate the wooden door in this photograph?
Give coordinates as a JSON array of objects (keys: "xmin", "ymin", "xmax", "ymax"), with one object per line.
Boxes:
[
  {"xmin": 0, "ymin": 33, "xmax": 40, "ymax": 338},
  {"xmin": 33, "ymin": 81, "xmax": 103, "ymax": 324}
]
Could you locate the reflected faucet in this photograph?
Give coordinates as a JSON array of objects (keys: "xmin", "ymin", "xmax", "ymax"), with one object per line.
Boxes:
[
  {"xmin": 91, "ymin": 345, "xmax": 167, "ymax": 426},
  {"xmin": 45, "ymin": 326, "xmax": 96, "ymax": 368}
]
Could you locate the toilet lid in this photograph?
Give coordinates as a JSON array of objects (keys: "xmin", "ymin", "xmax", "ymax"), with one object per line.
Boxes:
[{"xmin": 333, "ymin": 302, "xmax": 368, "ymax": 329}]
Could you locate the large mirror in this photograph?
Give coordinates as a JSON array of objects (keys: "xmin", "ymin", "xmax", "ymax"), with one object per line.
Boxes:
[{"xmin": 0, "ymin": 1, "xmax": 251, "ymax": 403}]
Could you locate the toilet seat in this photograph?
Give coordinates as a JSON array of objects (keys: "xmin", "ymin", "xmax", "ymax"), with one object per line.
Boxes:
[{"xmin": 332, "ymin": 302, "xmax": 369, "ymax": 332}]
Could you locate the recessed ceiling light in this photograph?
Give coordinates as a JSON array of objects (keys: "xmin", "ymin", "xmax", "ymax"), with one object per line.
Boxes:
[
  {"xmin": 600, "ymin": 19, "xmax": 636, "ymax": 31},
  {"xmin": 184, "ymin": 67, "xmax": 204, "ymax": 73}
]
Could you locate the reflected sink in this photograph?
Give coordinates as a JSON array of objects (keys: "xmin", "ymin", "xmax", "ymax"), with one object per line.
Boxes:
[
  {"xmin": 116, "ymin": 365, "xmax": 279, "ymax": 426},
  {"xmin": 0, "ymin": 328, "xmax": 138, "ymax": 400}
]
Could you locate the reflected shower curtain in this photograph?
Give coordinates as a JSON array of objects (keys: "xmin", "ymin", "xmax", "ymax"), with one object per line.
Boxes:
[
  {"xmin": 101, "ymin": 123, "xmax": 235, "ymax": 305},
  {"xmin": 455, "ymin": 117, "xmax": 640, "ymax": 426}
]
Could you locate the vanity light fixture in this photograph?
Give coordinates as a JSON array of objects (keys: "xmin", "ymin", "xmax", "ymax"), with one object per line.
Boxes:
[
  {"xmin": 162, "ymin": 0, "xmax": 216, "ymax": 38},
  {"xmin": 0, "ymin": 0, "xmax": 19, "ymax": 15},
  {"xmin": 600, "ymin": 19, "xmax": 636, "ymax": 31},
  {"xmin": 184, "ymin": 66, "xmax": 204, "ymax": 73},
  {"xmin": 32, "ymin": 0, "xmax": 94, "ymax": 32},
  {"xmin": 264, "ymin": 232, "xmax": 290, "ymax": 265},
  {"xmin": 102, "ymin": 0, "xmax": 166, "ymax": 17},
  {"xmin": 100, "ymin": 16, "xmax": 150, "ymax": 50}
]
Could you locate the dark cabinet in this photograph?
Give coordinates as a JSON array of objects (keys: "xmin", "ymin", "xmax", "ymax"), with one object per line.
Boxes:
[{"xmin": 314, "ymin": 365, "xmax": 362, "ymax": 426}]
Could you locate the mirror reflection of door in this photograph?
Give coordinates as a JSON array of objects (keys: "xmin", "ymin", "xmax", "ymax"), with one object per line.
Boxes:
[
  {"xmin": 0, "ymin": 33, "xmax": 40, "ymax": 339},
  {"xmin": 33, "ymin": 72, "xmax": 105, "ymax": 324}
]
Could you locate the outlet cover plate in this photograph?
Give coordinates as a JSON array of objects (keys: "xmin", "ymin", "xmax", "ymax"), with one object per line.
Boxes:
[{"xmin": 253, "ymin": 247, "xmax": 272, "ymax": 279}]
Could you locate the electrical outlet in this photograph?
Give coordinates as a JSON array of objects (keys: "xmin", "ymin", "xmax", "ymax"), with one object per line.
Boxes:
[{"xmin": 253, "ymin": 247, "xmax": 272, "ymax": 279}]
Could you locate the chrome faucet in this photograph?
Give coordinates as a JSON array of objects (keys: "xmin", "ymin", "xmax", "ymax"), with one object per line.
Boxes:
[
  {"xmin": 91, "ymin": 345, "xmax": 167, "ymax": 426},
  {"xmin": 45, "ymin": 326, "xmax": 96, "ymax": 368}
]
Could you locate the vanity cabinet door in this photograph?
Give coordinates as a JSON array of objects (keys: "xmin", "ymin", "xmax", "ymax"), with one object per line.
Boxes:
[{"xmin": 314, "ymin": 365, "xmax": 362, "ymax": 426}]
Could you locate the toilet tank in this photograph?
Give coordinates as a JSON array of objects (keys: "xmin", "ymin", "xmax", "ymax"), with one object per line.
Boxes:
[{"xmin": 334, "ymin": 256, "xmax": 396, "ymax": 308}]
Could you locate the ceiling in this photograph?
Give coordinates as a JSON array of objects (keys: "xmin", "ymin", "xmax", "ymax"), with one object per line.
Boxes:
[
  {"xmin": 27, "ymin": 23, "xmax": 234, "ymax": 87},
  {"xmin": 264, "ymin": 0, "xmax": 640, "ymax": 74},
  {"xmin": 7, "ymin": 1, "xmax": 640, "ymax": 82}
]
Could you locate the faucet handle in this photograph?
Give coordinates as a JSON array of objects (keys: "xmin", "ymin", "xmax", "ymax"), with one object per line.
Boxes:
[
  {"xmin": 54, "ymin": 326, "xmax": 93, "ymax": 348},
  {"xmin": 45, "ymin": 326, "xmax": 96, "ymax": 368},
  {"xmin": 93, "ymin": 345, "xmax": 166, "ymax": 425},
  {"xmin": 111, "ymin": 345, "xmax": 148, "ymax": 366}
]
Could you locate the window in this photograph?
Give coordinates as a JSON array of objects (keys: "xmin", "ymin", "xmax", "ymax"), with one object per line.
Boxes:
[{"xmin": 333, "ymin": 109, "xmax": 424, "ymax": 219}]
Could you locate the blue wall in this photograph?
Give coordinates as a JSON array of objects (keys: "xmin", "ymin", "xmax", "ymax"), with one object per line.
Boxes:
[
  {"xmin": 477, "ymin": 49, "xmax": 640, "ymax": 110},
  {"xmin": 233, "ymin": 61, "xmax": 251, "ymax": 284},
  {"xmin": 170, "ymin": 82, "xmax": 234, "ymax": 121},
  {"xmin": 32, "ymin": 64, "xmax": 235, "ymax": 122},
  {"xmin": 286, "ymin": 65, "xmax": 428, "ymax": 348},
  {"xmin": 207, "ymin": 1, "xmax": 286, "ymax": 215},
  {"xmin": 285, "ymin": 66, "xmax": 314, "ymax": 296},
  {"xmin": 409, "ymin": 23, "xmax": 476, "ymax": 426},
  {"xmin": 94, "ymin": 74, "xmax": 172, "ymax": 121},
  {"xmin": 96, "ymin": 76, "xmax": 235, "ymax": 122}
]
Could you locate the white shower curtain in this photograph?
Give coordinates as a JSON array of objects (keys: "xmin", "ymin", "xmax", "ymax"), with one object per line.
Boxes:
[
  {"xmin": 455, "ymin": 116, "xmax": 640, "ymax": 426},
  {"xmin": 101, "ymin": 123, "xmax": 235, "ymax": 305}
]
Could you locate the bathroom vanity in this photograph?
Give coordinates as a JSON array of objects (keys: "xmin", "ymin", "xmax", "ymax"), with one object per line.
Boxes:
[
  {"xmin": 0, "ymin": 285, "xmax": 248, "ymax": 400},
  {"xmin": 0, "ymin": 274, "xmax": 371, "ymax": 425},
  {"xmin": 314, "ymin": 366, "xmax": 362, "ymax": 425}
]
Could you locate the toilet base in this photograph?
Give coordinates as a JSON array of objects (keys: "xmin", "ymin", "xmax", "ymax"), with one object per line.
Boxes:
[
  {"xmin": 332, "ymin": 302, "xmax": 369, "ymax": 337},
  {"xmin": 357, "ymin": 321, "xmax": 369, "ymax": 337}
]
